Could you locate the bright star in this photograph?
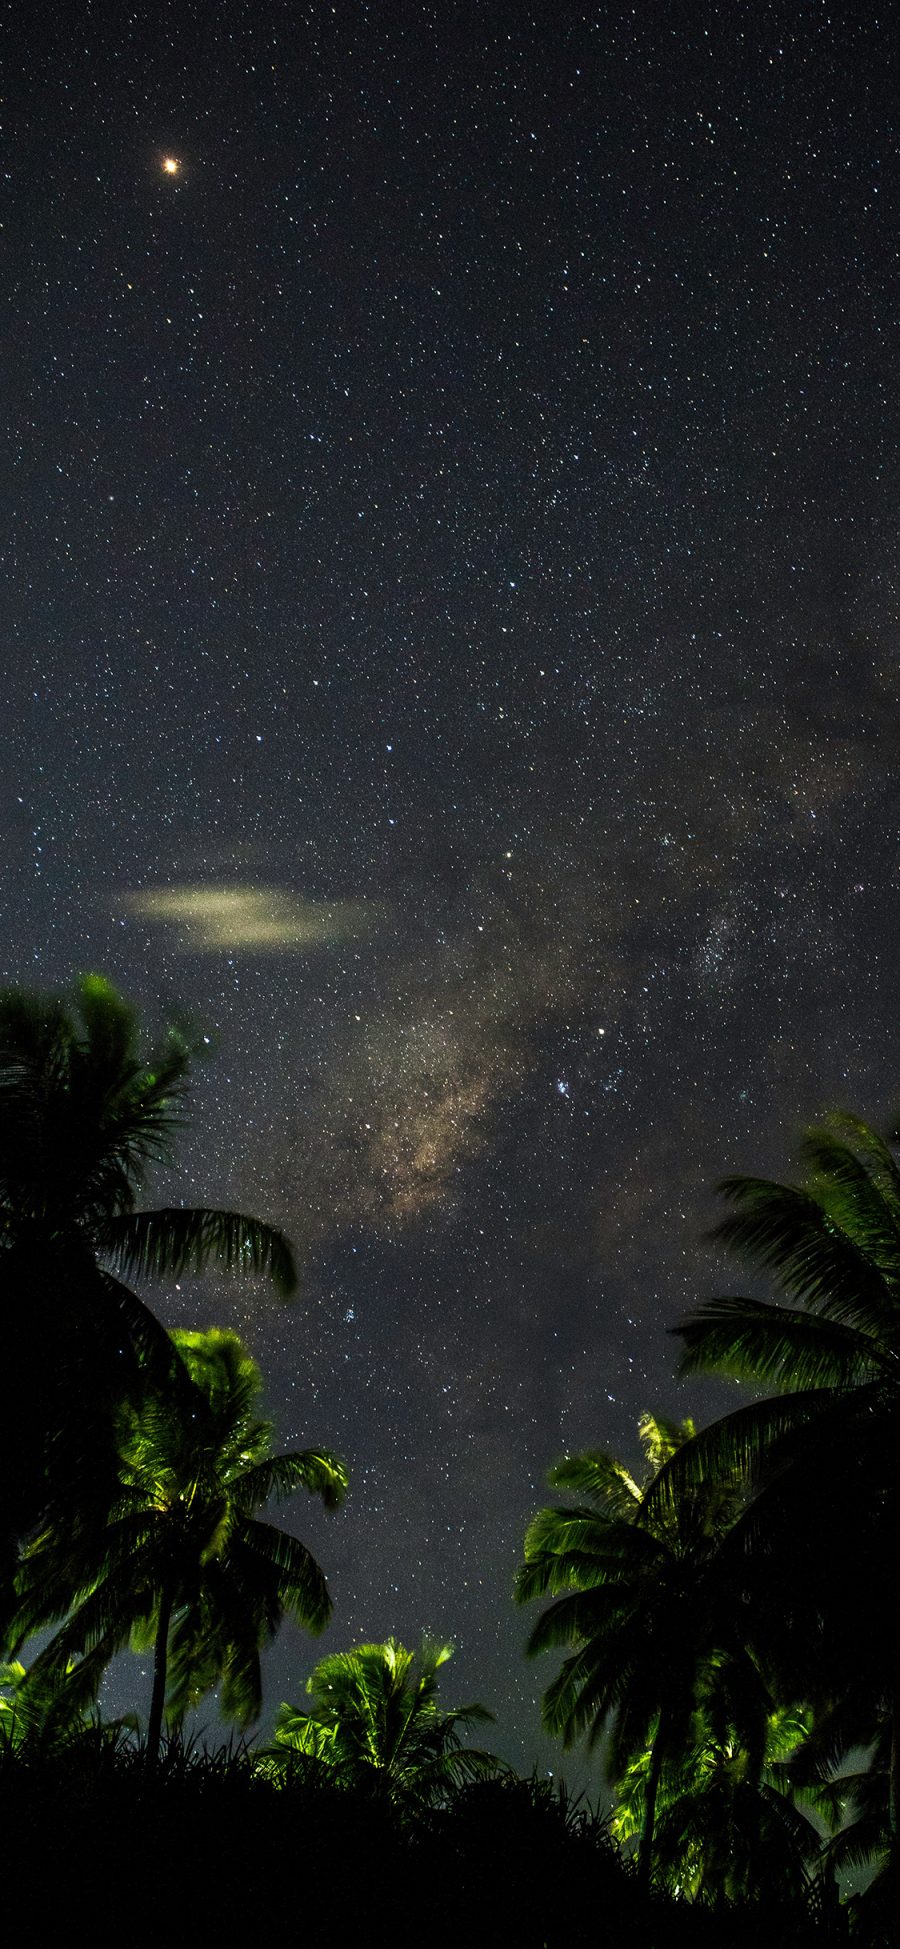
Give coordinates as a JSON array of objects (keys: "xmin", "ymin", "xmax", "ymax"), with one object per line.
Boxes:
[{"xmin": 162, "ymin": 156, "xmax": 180, "ymax": 176}]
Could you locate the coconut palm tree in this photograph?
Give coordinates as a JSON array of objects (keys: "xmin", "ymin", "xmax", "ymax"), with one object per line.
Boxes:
[
  {"xmin": 0, "ymin": 977, "xmax": 297, "ymax": 1573},
  {"xmin": 613, "ymin": 1694, "xmax": 825, "ymax": 1904},
  {"xmin": 0, "ymin": 1651, "xmax": 120, "ymax": 1751},
  {"xmin": 274, "ymin": 1638, "xmax": 498, "ymax": 1808},
  {"xmin": 661, "ymin": 1114, "xmax": 900, "ymax": 1884},
  {"xmin": 788, "ymin": 1688, "xmax": 891, "ymax": 1897},
  {"xmin": 12, "ymin": 1328, "xmax": 346, "ymax": 1760},
  {"xmin": 516, "ymin": 1413, "xmax": 771, "ymax": 1889}
]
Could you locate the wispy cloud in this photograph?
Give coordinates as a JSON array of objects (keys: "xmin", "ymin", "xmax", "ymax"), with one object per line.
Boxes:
[{"xmin": 124, "ymin": 884, "xmax": 375, "ymax": 951}]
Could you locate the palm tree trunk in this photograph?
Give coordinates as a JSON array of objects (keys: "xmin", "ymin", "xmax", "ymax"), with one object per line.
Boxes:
[
  {"xmin": 638, "ymin": 1711, "xmax": 669, "ymax": 1894},
  {"xmin": 146, "ymin": 1585, "xmax": 174, "ymax": 1765}
]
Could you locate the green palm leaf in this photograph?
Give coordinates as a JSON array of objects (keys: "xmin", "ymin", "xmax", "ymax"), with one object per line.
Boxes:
[
  {"xmin": 546, "ymin": 1450, "xmax": 642, "ymax": 1513},
  {"xmin": 802, "ymin": 1118, "xmax": 900, "ymax": 1239},
  {"xmin": 234, "ymin": 1519, "xmax": 333, "ymax": 1634},
  {"xmin": 99, "ymin": 1208, "xmax": 297, "ymax": 1298},
  {"xmin": 644, "ymin": 1391, "xmax": 837, "ymax": 1518},
  {"xmin": 666, "ymin": 1115, "xmax": 900, "ymax": 1890},
  {"xmin": 0, "ymin": 980, "xmax": 303, "ymax": 1561},
  {"xmin": 712, "ymin": 1177, "xmax": 895, "ymax": 1333},
  {"xmin": 676, "ymin": 1295, "xmax": 891, "ymax": 1388},
  {"xmin": 219, "ymin": 1637, "xmax": 264, "ymax": 1726},
  {"xmin": 275, "ymin": 1638, "xmax": 498, "ymax": 1805},
  {"xmin": 233, "ymin": 1450, "xmax": 347, "ymax": 1513},
  {"xmin": 10, "ymin": 1325, "xmax": 342, "ymax": 1755}
]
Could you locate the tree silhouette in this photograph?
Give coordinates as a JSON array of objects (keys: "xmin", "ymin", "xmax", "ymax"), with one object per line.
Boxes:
[
  {"xmin": 0, "ymin": 977, "xmax": 297, "ymax": 1589},
  {"xmin": 613, "ymin": 1696, "xmax": 825, "ymax": 1903},
  {"xmin": 516, "ymin": 1413, "xmax": 771, "ymax": 1889},
  {"xmin": 274, "ymin": 1638, "xmax": 498, "ymax": 1808},
  {"xmin": 0, "ymin": 1651, "xmax": 122, "ymax": 1752},
  {"xmin": 661, "ymin": 1114, "xmax": 900, "ymax": 1889},
  {"xmin": 12, "ymin": 1328, "xmax": 346, "ymax": 1759}
]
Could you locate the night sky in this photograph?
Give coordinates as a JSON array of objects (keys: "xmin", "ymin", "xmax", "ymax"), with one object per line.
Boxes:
[{"xmin": 3, "ymin": 1, "xmax": 899, "ymax": 1772}]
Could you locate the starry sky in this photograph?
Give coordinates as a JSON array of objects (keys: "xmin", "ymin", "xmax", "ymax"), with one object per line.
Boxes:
[{"xmin": 3, "ymin": 0, "xmax": 899, "ymax": 1771}]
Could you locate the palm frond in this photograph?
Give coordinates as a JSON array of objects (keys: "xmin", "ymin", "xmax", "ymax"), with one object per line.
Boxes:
[
  {"xmin": 808, "ymin": 1112, "xmax": 900, "ymax": 1209},
  {"xmin": 99, "ymin": 1207, "xmax": 297, "ymax": 1297},
  {"xmin": 637, "ymin": 1411, "xmax": 696, "ymax": 1471},
  {"xmin": 524, "ymin": 1587, "xmax": 634, "ymax": 1658},
  {"xmin": 711, "ymin": 1175, "xmax": 896, "ymax": 1333},
  {"xmin": 516, "ymin": 1506, "xmax": 664, "ymax": 1607},
  {"xmin": 233, "ymin": 1520, "xmax": 333, "ymax": 1634},
  {"xmin": 219, "ymin": 1637, "xmax": 264, "ymax": 1727},
  {"xmin": 675, "ymin": 1294, "xmax": 891, "ymax": 1388},
  {"xmin": 643, "ymin": 1391, "xmax": 833, "ymax": 1519},
  {"xmin": 800, "ymin": 1129, "xmax": 900, "ymax": 1267},
  {"xmin": 24, "ymin": 1575, "xmax": 142, "ymax": 1669},
  {"xmin": 827, "ymin": 1804, "xmax": 889, "ymax": 1873},
  {"xmin": 233, "ymin": 1449, "xmax": 348, "ymax": 1513},
  {"xmin": 95, "ymin": 1269, "xmax": 189, "ymax": 1387},
  {"xmin": 547, "ymin": 1451, "xmax": 643, "ymax": 1513},
  {"xmin": 515, "ymin": 1544, "xmax": 645, "ymax": 1605},
  {"xmin": 539, "ymin": 1640, "xmax": 623, "ymax": 1747},
  {"xmin": 274, "ymin": 1705, "xmax": 339, "ymax": 1757},
  {"xmin": 522, "ymin": 1501, "xmax": 664, "ymax": 1562},
  {"xmin": 12, "ymin": 1507, "xmax": 159, "ymax": 1642},
  {"xmin": 275, "ymin": 1639, "xmax": 496, "ymax": 1801}
]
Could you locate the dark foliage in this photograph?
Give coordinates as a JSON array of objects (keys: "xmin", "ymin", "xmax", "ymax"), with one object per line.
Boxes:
[
  {"xmin": 274, "ymin": 1636, "xmax": 498, "ymax": 1806},
  {"xmin": 0, "ymin": 1736, "xmax": 852, "ymax": 1946},
  {"xmin": 0, "ymin": 978, "xmax": 296, "ymax": 1610},
  {"xmin": 12, "ymin": 1329, "xmax": 346, "ymax": 1753},
  {"xmin": 656, "ymin": 1116, "xmax": 900, "ymax": 1891}
]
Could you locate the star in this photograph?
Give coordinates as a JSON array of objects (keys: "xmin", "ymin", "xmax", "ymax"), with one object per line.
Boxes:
[{"xmin": 161, "ymin": 156, "xmax": 180, "ymax": 176}]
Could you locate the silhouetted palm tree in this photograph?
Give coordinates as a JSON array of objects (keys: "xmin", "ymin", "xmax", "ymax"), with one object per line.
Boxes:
[
  {"xmin": 0, "ymin": 1651, "xmax": 120, "ymax": 1751},
  {"xmin": 0, "ymin": 978, "xmax": 297, "ymax": 1578},
  {"xmin": 516, "ymin": 1413, "xmax": 770, "ymax": 1889},
  {"xmin": 788, "ymin": 1688, "xmax": 891, "ymax": 1899},
  {"xmin": 663, "ymin": 1114, "xmax": 900, "ymax": 1884},
  {"xmin": 613, "ymin": 1697, "xmax": 824, "ymax": 1903},
  {"xmin": 13, "ymin": 1328, "xmax": 345, "ymax": 1760},
  {"xmin": 274, "ymin": 1638, "xmax": 498, "ymax": 1807}
]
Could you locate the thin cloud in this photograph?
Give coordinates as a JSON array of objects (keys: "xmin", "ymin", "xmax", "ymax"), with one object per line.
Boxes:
[{"xmin": 124, "ymin": 884, "xmax": 375, "ymax": 952}]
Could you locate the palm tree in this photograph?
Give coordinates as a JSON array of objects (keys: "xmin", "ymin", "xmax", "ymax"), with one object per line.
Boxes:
[
  {"xmin": 274, "ymin": 1638, "xmax": 498, "ymax": 1808},
  {"xmin": 661, "ymin": 1113, "xmax": 900, "ymax": 1883},
  {"xmin": 0, "ymin": 977, "xmax": 297, "ymax": 1571},
  {"xmin": 613, "ymin": 1695, "xmax": 824, "ymax": 1904},
  {"xmin": 12, "ymin": 1328, "xmax": 346, "ymax": 1760},
  {"xmin": 788, "ymin": 1688, "xmax": 891, "ymax": 1896},
  {"xmin": 515, "ymin": 1413, "xmax": 771, "ymax": 1890},
  {"xmin": 0, "ymin": 1652, "xmax": 120, "ymax": 1752}
]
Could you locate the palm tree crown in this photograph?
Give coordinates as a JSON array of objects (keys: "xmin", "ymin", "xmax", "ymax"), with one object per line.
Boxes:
[
  {"xmin": 664, "ymin": 1112, "xmax": 900, "ymax": 1880},
  {"xmin": 274, "ymin": 1638, "xmax": 497, "ymax": 1806},
  {"xmin": 0, "ymin": 975, "xmax": 296, "ymax": 1289},
  {"xmin": 0, "ymin": 978, "xmax": 297, "ymax": 1557},
  {"xmin": 516, "ymin": 1413, "xmax": 770, "ymax": 1886},
  {"xmin": 611, "ymin": 1696, "xmax": 823, "ymax": 1904},
  {"xmin": 13, "ymin": 1328, "xmax": 346, "ymax": 1755}
]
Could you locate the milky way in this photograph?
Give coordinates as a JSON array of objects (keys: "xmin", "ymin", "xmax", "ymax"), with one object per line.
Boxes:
[{"xmin": 2, "ymin": 2, "xmax": 899, "ymax": 1770}]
